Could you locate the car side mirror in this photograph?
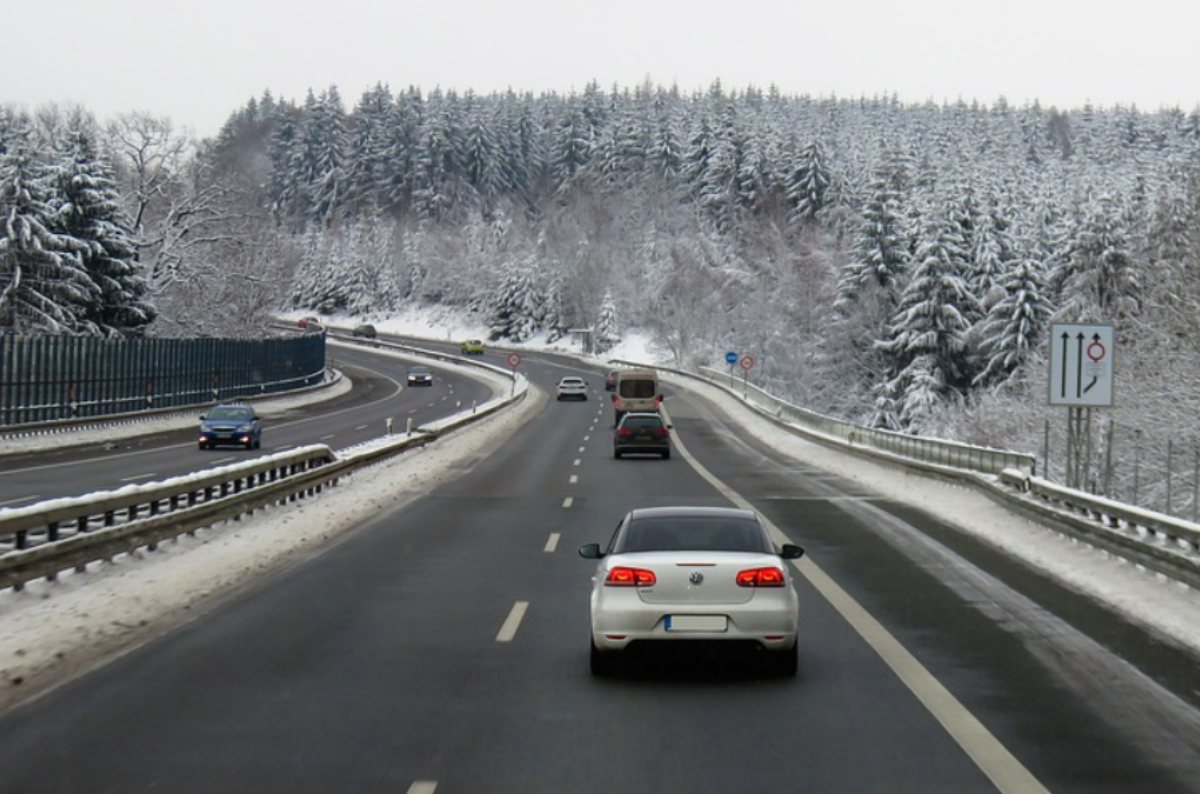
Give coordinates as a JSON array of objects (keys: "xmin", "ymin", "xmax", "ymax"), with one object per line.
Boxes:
[
  {"xmin": 578, "ymin": 543, "xmax": 604, "ymax": 559},
  {"xmin": 780, "ymin": 544, "xmax": 804, "ymax": 560}
]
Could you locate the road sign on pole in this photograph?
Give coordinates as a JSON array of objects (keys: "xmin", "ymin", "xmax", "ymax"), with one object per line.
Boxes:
[
  {"xmin": 739, "ymin": 355, "xmax": 755, "ymax": 371},
  {"xmin": 506, "ymin": 352, "xmax": 522, "ymax": 369},
  {"xmin": 725, "ymin": 351, "xmax": 738, "ymax": 365},
  {"xmin": 1049, "ymin": 324, "xmax": 1114, "ymax": 407}
]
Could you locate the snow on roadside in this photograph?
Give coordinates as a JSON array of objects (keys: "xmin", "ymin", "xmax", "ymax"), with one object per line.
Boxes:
[
  {"xmin": 659, "ymin": 371, "xmax": 1200, "ymax": 657},
  {"xmin": 0, "ymin": 379, "xmax": 547, "ymax": 712}
]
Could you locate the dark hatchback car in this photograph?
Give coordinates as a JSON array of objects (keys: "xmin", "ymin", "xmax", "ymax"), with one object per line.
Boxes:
[
  {"xmin": 407, "ymin": 366, "xmax": 433, "ymax": 386},
  {"xmin": 605, "ymin": 370, "xmax": 619, "ymax": 391},
  {"xmin": 352, "ymin": 323, "xmax": 377, "ymax": 338},
  {"xmin": 198, "ymin": 403, "xmax": 262, "ymax": 450},
  {"xmin": 614, "ymin": 412, "xmax": 671, "ymax": 459}
]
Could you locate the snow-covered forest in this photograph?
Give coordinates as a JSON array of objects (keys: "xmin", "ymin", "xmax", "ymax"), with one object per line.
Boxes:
[{"xmin": 4, "ymin": 81, "xmax": 1200, "ymax": 514}]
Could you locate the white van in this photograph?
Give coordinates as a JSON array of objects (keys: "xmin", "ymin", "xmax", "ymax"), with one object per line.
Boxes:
[{"xmin": 611, "ymin": 370, "xmax": 660, "ymax": 425}]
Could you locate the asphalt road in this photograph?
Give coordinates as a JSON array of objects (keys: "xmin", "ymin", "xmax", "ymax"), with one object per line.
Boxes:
[
  {"xmin": 0, "ymin": 342, "xmax": 1197, "ymax": 792},
  {"xmin": 0, "ymin": 342, "xmax": 495, "ymax": 507}
]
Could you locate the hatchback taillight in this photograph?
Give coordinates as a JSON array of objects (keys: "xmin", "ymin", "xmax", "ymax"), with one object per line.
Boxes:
[
  {"xmin": 617, "ymin": 427, "xmax": 633, "ymax": 437},
  {"xmin": 605, "ymin": 566, "xmax": 657, "ymax": 586},
  {"xmin": 654, "ymin": 427, "xmax": 669, "ymax": 438},
  {"xmin": 736, "ymin": 567, "xmax": 786, "ymax": 587}
]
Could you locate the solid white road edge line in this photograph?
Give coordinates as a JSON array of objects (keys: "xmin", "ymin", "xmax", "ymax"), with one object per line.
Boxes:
[
  {"xmin": 118, "ymin": 473, "xmax": 157, "ymax": 483},
  {"xmin": 0, "ymin": 495, "xmax": 38, "ymax": 507},
  {"xmin": 496, "ymin": 601, "xmax": 529, "ymax": 643},
  {"xmin": 663, "ymin": 406, "xmax": 1050, "ymax": 794},
  {"xmin": 545, "ymin": 533, "xmax": 561, "ymax": 553}
]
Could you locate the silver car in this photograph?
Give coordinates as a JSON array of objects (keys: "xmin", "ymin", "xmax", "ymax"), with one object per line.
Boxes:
[
  {"xmin": 556, "ymin": 376, "xmax": 588, "ymax": 401},
  {"xmin": 579, "ymin": 506, "xmax": 803, "ymax": 676}
]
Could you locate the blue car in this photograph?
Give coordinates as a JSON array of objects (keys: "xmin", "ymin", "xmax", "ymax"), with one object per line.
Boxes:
[{"xmin": 198, "ymin": 403, "xmax": 262, "ymax": 450}]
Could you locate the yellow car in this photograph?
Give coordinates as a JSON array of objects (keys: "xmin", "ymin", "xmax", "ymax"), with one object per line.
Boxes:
[{"xmin": 460, "ymin": 339, "xmax": 485, "ymax": 355}]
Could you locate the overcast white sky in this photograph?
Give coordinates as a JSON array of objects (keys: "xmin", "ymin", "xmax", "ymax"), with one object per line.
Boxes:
[{"xmin": 11, "ymin": 0, "xmax": 1200, "ymax": 137}]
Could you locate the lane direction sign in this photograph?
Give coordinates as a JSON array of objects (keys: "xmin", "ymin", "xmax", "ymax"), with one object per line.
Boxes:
[{"xmin": 1048, "ymin": 323, "xmax": 1114, "ymax": 406}]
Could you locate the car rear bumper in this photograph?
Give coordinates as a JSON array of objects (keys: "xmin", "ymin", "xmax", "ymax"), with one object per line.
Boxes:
[
  {"xmin": 614, "ymin": 442, "xmax": 668, "ymax": 455},
  {"xmin": 591, "ymin": 592, "xmax": 798, "ymax": 650}
]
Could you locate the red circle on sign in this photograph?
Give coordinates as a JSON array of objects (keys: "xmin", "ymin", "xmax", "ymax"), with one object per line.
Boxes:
[
  {"xmin": 1087, "ymin": 341, "xmax": 1106, "ymax": 363},
  {"xmin": 506, "ymin": 353, "xmax": 522, "ymax": 368},
  {"xmin": 740, "ymin": 355, "xmax": 755, "ymax": 370}
]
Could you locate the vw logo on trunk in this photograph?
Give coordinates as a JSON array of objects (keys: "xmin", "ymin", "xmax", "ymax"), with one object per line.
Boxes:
[{"xmin": 688, "ymin": 571, "xmax": 704, "ymax": 585}]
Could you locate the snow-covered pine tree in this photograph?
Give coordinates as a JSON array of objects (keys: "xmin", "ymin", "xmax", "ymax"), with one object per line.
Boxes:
[
  {"xmin": 786, "ymin": 138, "xmax": 832, "ymax": 226},
  {"xmin": 551, "ymin": 108, "xmax": 591, "ymax": 192},
  {"xmin": 874, "ymin": 215, "xmax": 977, "ymax": 428},
  {"xmin": 973, "ymin": 258, "xmax": 1050, "ymax": 387},
  {"xmin": 594, "ymin": 289, "xmax": 621, "ymax": 353},
  {"xmin": 0, "ymin": 132, "xmax": 98, "ymax": 333},
  {"xmin": 489, "ymin": 261, "xmax": 541, "ymax": 342},
  {"xmin": 309, "ymin": 86, "xmax": 348, "ymax": 225},
  {"xmin": 834, "ymin": 160, "xmax": 910, "ymax": 310},
  {"xmin": 54, "ymin": 124, "xmax": 155, "ymax": 335},
  {"xmin": 1053, "ymin": 193, "xmax": 1141, "ymax": 323}
]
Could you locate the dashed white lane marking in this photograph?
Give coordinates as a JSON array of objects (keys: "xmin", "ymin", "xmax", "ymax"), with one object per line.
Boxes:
[
  {"xmin": 584, "ymin": 435, "xmax": 590, "ymax": 442},
  {"xmin": 544, "ymin": 533, "xmax": 561, "ymax": 553},
  {"xmin": 319, "ymin": 434, "xmax": 336, "ymax": 440},
  {"xmin": 355, "ymin": 424, "xmax": 368, "ymax": 430},
  {"xmin": 664, "ymin": 406, "xmax": 1050, "ymax": 794},
  {"xmin": 495, "ymin": 601, "xmax": 529, "ymax": 643},
  {"xmin": 563, "ymin": 497, "xmax": 574, "ymax": 508},
  {"xmin": 578, "ymin": 446, "xmax": 586, "ymax": 453},
  {"xmin": 573, "ymin": 459, "xmax": 581, "ymax": 466},
  {"xmin": 119, "ymin": 473, "xmax": 157, "ymax": 483},
  {"xmin": 0, "ymin": 495, "xmax": 39, "ymax": 507},
  {"xmin": 407, "ymin": 783, "xmax": 437, "ymax": 794},
  {"xmin": 569, "ymin": 474, "xmax": 578, "ymax": 484},
  {"xmin": 408, "ymin": 409, "xmax": 418, "ymax": 414}
]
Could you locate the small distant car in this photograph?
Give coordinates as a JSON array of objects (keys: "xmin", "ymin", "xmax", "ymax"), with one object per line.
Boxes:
[
  {"xmin": 579, "ymin": 506, "xmax": 804, "ymax": 677},
  {"xmin": 198, "ymin": 403, "xmax": 262, "ymax": 450},
  {"xmin": 407, "ymin": 366, "xmax": 433, "ymax": 386},
  {"xmin": 461, "ymin": 339, "xmax": 485, "ymax": 355},
  {"xmin": 557, "ymin": 376, "xmax": 588, "ymax": 401},
  {"xmin": 614, "ymin": 412, "xmax": 672, "ymax": 459},
  {"xmin": 352, "ymin": 323, "xmax": 377, "ymax": 339},
  {"xmin": 605, "ymin": 370, "xmax": 619, "ymax": 392}
]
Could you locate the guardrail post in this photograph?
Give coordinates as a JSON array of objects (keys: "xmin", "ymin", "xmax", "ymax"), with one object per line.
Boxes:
[
  {"xmin": 406, "ymin": 417, "xmax": 413, "ymax": 435},
  {"xmin": 472, "ymin": 400, "xmax": 477, "ymax": 414},
  {"xmin": 386, "ymin": 417, "xmax": 394, "ymax": 435}
]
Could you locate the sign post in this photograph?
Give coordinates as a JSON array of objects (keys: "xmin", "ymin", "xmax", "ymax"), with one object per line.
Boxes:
[
  {"xmin": 506, "ymin": 352, "xmax": 522, "ymax": 397},
  {"xmin": 739, "ymin": 354, "xmax": 755, "ymax": 399},
  {"xmin": 1049, "ymin": 323, "xmax": 1114, "ymax": 489},
  {"xmin": 725, "ymin": 351, "xmax": 738, "ymax": 387}
]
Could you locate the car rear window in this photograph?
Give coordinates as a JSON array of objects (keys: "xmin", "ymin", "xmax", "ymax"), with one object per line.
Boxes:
[
  {"xmin": 621, "ymin": 416, "xmax": 662, "ymax": 429},
  {"xmin": 209, "ymin": 406, "xmax": 252, "ymax": 420},
  {"xmin": 619, "ymin": 379, "xmax": 656, "ymax": 398},
  {"xmin": 616, "ymin": 516, "xmax": 772, "ymax": 554}
]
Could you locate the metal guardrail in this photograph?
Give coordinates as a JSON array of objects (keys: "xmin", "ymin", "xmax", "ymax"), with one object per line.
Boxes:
[
  {"xmin": 610, "ymin": 359, "xmax": 1036, "ymax": 476},
  {"xmin": 610, "ymin": 357, "xmax": 1200, "ymax": 585},
  {"xmin": 0, "ymin": 341, "xmax": 528, "ymax": 594}
]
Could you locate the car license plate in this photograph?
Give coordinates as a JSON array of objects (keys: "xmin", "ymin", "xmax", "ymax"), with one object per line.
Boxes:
[{"xmin": 665, "ymin": 615, "xmax": 727, "ymax": 632}]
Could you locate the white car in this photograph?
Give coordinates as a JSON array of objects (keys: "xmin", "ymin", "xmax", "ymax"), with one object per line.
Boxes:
[
  {"xmin": 579, "ymin": 506, "xmax": 803, "ymax": 676},
  {"xmin": 556, "ymin": 376, "xmax": 588, "ymax": 401}
]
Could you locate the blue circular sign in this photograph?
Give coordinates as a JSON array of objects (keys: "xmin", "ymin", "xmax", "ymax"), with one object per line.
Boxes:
[{"xmin": 725, "ymin": 351, "xmax": 739, "ymax": 365}]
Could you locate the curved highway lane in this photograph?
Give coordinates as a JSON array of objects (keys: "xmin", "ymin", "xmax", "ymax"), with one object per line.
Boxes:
[{"xmin": 0, "ymin": 342, "xmax": 496, "ymax": 507}]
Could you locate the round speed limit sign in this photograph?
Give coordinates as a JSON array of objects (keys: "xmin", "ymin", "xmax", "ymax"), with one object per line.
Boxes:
[
  {"xmin": 506, "ymin": 352, "xmax": 522, "ymax": 369},
  {"xmin": 739, "ymin": 355, "xmax": 755, "ymax": 371}
]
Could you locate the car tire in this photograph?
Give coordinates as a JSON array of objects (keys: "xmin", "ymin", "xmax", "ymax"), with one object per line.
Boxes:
[
  {"xmin": 613, "ymin": 450, "xmax": 622, "ymax": 459},
  {"xmin": 590, "ymin": 640, "xmax": 617, "ymax": 677},
  {"xmin": 661, "ymin": 449, "xmax": 670, "ymax": 460},
  {"xmin": 254, "ymin": 438, "xmax": 261, "ymax": 449},
  {"xmin": 198, "ymin": 442, "xmax": 207, "ymax": 450},
  {"xmin": 770, "ymin": 642, "xmax": 798, "ymax": 677}
]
